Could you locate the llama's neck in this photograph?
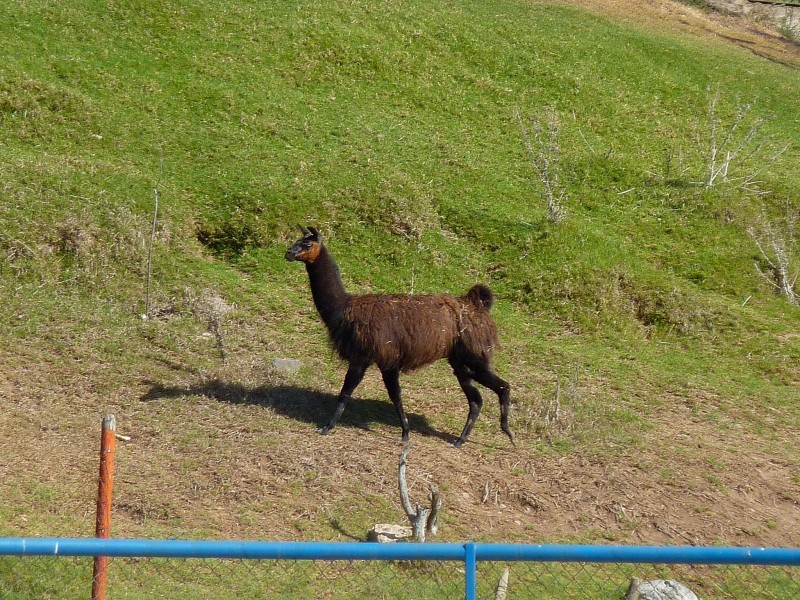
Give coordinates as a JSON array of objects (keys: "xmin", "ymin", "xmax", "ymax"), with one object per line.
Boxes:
[{"xmin": 306, "ymin": 244, "xmax": 349, "ymax": 329}]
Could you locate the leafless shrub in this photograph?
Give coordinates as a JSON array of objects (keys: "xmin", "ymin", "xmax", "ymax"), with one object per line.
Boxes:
[
  {"xmin": 516, "ymin": 108, "xmax": 568, "ymax": 224},
  {"xmin": 747, "ymin": 200, "xmax": 799, "ymax": 305},
  {"xmin": 697, "ymin": 90, "xmax": 788, "ymax": 191},
  {"xmin": 531, "ymin": 365, "xmax": 579, "ymax": 442},
  {"xmin": 541, "ymin": 381, "xmax": 570, "ymax": 434},
  {"xmin": 646, "ymin": 144, "xmax": 692, "ymax": 185},
  {"xmin": 515, "ymin": 391, "xmax": 564, "ymax": 441},
  {"xmin": 186, "ymin": 288, "xmax": 234, "ymax": 363}
]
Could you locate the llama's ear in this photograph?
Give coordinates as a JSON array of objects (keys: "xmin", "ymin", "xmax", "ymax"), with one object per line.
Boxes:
[
  {"xmin": 298, "ymin": 224, "xmax": 310, "ymax": 236},
  {"xmin": 307, "ymin": 226, "xmax": 319, "ymax": 240}
]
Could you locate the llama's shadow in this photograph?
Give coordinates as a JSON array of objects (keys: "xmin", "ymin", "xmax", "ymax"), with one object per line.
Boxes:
[{"xmin": 141, "ymin": 380, "xmax": 454, "ymax": 444}]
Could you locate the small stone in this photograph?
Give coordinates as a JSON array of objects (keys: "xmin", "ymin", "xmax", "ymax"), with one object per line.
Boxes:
[
  {"xmin": 271, "ymin": 358, "xmax": 302, "ymax": 373},
  {"xmin": 368, "ymin": 524, "xmax": 412, "ymax": 543},
  {"xmin": 625, "ymin": 577, "xmax": 701, "ymax": 600}
]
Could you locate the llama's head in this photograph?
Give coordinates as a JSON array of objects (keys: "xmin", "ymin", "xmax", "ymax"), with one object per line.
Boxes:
[{"xmin": 285, "ymin": 225, "xmax": 322, "ymax": 263}]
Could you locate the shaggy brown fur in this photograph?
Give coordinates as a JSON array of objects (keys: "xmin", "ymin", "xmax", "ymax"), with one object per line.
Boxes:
[
  {"xmin": 286, "ymin": 225, "xmax": 513, "ymax": 447},
  {"xmin": 335, "ymin": 292, "xmax": 497, "ymax": 372}
]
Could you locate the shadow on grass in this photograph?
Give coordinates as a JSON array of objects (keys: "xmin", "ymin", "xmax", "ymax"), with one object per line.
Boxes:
[{"xmin": 141, "ymin": 380, "xmax": 454, "ymax": 444}]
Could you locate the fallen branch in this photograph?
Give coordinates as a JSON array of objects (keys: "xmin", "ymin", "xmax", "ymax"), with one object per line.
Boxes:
[{"xmin": 398, "ymin": 444, "xmax": 441, "ymax": 543}]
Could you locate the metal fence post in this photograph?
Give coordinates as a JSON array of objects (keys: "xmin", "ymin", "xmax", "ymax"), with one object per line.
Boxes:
[
  {"xmin": 465, "ymin": 542, "xmax": 477, "ymax": 600},
  {"xmin": 91, "ymin": 415, "xmax": 117, "ymax": 600}
]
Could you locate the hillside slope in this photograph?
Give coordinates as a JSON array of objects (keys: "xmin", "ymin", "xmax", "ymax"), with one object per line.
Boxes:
[{"xmin": 1, "ymin": 0, "xmax": 799, "ymax": 552}]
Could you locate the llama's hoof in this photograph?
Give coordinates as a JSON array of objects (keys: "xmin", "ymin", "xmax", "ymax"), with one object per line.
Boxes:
[
  {"xmin": 317, "ymin": 426, "xmax": 332, "ymax": 435},
  {"xmin": 452, "ymin": 438, "xmax": 465, "ymax": 449}
]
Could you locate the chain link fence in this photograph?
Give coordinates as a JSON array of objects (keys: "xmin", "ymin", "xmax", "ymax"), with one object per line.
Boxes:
[{"xmin": 2, "ymin": 539, "xmax": 799, "ymax": 599}]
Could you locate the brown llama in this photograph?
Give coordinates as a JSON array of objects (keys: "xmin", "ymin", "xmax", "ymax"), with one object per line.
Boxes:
[{"xmin": 285, "ymin": 225, "xmax": 513, "ymax": 447}]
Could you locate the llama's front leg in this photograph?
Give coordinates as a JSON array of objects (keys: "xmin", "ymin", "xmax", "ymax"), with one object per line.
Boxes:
[
  {"xmin": 381, "ymin": 368, "xmax": 410, "ymax": 441},
  {"xmin": 319, "ymin": 361, "xmax": 369, "ymax": 435}
]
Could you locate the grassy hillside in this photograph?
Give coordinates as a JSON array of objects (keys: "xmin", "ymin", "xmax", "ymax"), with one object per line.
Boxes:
[{"xmin": 2, "ymin": 0, "xmax": 799, "ymax": 557}]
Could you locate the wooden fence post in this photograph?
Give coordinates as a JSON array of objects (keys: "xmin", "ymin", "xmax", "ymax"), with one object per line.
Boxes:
[{"xmin": 91, "ymin": 415, "xmax": 117, "ymax": 600}]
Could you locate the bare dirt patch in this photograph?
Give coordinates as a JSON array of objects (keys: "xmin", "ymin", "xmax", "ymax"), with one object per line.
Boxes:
[
  {"xmin": 558, "ymin": 0, "xmax": 800, "ymax": 68},
  {"xmin": 3, "ymin": 342, "xmax": 799, "ymax": 548}
]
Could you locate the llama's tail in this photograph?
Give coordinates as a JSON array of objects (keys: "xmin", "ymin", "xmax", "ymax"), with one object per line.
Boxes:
[{"xmin": 465, "ymin": 284, "xmax": 494, "ymax": 311}]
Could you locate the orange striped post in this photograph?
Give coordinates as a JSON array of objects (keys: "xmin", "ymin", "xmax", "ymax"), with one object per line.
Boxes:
[{"xmin": 91, "ymin": 415, "xmax": 117, "ymax": 600}]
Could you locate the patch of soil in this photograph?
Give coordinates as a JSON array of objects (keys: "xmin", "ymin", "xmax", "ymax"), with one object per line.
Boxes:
[
  {"xmin": 3, "ymin": 346, "xmax": 799, "ymax": 548},
  {"xmin": 559, "ymin": 0, "xmax": 800, "ymax": 68}
]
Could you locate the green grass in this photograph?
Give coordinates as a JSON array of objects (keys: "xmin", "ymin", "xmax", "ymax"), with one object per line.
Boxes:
[
  {"xmin": 1, "ymin": 0, "xmax": 800, "ymax": 594},
  {"xmin": 1, "ymin": 556, "xmax": 465, "ymax": 600}
]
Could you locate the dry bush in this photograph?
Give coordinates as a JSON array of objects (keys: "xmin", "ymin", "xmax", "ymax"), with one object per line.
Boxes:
[
  {"xmin": 185, "ymin": 288, "xmax": 235, "ymax": 363},
  {"xmin": 747, "ymin": 200, "xmax": 799, "ymax": 305},
  {"xmin": 517, "ymin": 368, "xmax": 578, "ymax": 443},
  {"xmin": 539, "ymin": 367, "xmax": 579, "ymax": 441},
  {"xmin": 516, "ymin": 108, "xmax": 568, "ymax": 225},
  {"xmin": 697, "ymin": 90, "xmax": 788, "ymax": 192}
]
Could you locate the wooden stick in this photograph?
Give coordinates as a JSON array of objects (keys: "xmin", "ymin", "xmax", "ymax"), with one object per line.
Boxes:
[{"xmin": 92, "ymin": 415, "xmax": 117, "ymax": 600}]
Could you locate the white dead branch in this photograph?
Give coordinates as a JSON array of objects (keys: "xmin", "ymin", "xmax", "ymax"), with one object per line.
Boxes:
[
  {"xmin": 747, "ymin": 202, "xmax": 799, "ymax": 305},
  {"xmin": 368, "ymin": 445, "xmax": 442, "ymax": 543},
  {"xmin": 398, "ymin": 444, "xmax": 441, "ymax": 543}
]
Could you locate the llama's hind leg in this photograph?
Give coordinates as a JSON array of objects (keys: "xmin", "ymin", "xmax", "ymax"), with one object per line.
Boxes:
[
  {"xmin": 472, "ymin": 366, "xmax": 514, "ymax": 445},
  {"xmin": 451, "ymin": 364, "xmax": 484, "ymax": 448},
  {"xmin": 320, "ymin": 361, "xmax": 369, "ymax": 435},
  {"xmin": 381, "ymin": 368, "xmax": 410, "ymax": 441}
]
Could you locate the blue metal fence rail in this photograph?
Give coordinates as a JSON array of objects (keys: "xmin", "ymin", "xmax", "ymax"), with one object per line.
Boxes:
[{"xmin": 3, "ymin": 538, "xmax": 800, "ymax": 599}]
